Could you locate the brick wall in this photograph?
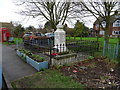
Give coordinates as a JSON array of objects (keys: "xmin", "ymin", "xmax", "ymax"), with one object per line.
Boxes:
[{"xmin": 93, "ymin": 24, "xmax": 120, "ymax": 37}]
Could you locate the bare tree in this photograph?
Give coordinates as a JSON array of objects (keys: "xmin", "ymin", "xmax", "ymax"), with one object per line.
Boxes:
[
  {"xmin": 73, "ymin": 0, "xmax": 120, "ymax": 47},
  {"xmin": 14, "ymin": 0, "xmax": 74, "ymax": 31}
]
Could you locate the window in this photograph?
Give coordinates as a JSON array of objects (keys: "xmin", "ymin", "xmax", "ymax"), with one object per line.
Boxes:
[
  {"xmin": 96, "ymin": 24, "xmax": 99, "ymax": 28},
  {"xmin": 113, "ymin": 20, "xmax": 120, "ymax": 27},
  {"xmin": 112, "ymin": 31, "xmax": 120, "ymax": 35},
  {"xmin": 35, "ymin": 33, "xmax": 41, "ymax": 36},
  {"xmin": 24, "ymin": 33, "xmax": 32, "ymax": 36},
  {"xmin": 99, "ymin": 31, "xmax": 105, "ymax": 35},
  {"xmin": 101, "ymin": 21, "xmax": 106, "ymax": 28}
]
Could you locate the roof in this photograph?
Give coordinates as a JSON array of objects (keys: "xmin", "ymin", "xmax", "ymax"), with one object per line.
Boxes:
[
  {"xmin": 0, "ymin": 22, "xmax": 11, "ymax": 28},
  {"xmin": 0, "ymin": 22, "xmax": 10, "ymax": 24},
  {"xmin": 94, "ymin": 14, "xmax": 120, "ymax": 25}
]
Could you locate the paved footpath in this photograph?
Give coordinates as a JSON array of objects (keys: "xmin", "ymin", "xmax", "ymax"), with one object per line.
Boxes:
[{"xmin": 2, "ymin": 45, "xmax": 37, "ymax": 82}]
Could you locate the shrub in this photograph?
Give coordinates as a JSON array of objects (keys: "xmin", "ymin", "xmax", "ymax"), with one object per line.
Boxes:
[
  {"xmin": 32, "ymin": 54, "xmax": 45, "ymax": 62},
  {"xmin": 18, "ymin": 48, "xmax": 45, "ymax": 62}
]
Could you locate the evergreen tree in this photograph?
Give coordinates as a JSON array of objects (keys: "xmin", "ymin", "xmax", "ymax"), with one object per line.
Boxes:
[
  {"xmin": 14, "ymin": 24, "xmax": 25, "ymax": 38},
  {"xmin": 73, "ymin": 20, "xmax": 84, "ymax": 37}
]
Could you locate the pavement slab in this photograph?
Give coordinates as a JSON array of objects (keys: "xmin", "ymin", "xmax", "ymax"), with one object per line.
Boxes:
[{"xmin": 2, "ymin": 45, "xmax": 37, "ymax": 82}]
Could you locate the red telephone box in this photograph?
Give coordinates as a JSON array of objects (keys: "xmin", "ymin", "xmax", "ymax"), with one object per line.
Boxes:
[{"xmin": 1, "ymin": 28, "xmax": 10, "ymax": 42}]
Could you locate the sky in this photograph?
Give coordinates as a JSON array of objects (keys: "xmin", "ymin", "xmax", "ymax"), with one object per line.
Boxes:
[
  {"xmin": 0, "ymin": 0, "xmax": 94, "ymax": 28},
  {"xmin": 0, "ymin": 0, "xmax": 44, "ymax": 28}
]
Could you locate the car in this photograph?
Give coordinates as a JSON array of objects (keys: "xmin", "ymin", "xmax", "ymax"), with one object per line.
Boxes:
[
  {"xmin": 23, "ymin": 32, "xmax": 45, "ymax": 40},
  {"xmin": 23, "ymin": 32, "xmax": 32, "ymax": 37},
  {"xmin": 45, "ymin": 33, "xmax": 54, "ymax": 40},
  {"xmin": 23, "ymin": 32, "xmax": 48, "ymax": 42},
  {"xmin": 23, "ymin": 32, "xmax": 55, "ymax": 45}
]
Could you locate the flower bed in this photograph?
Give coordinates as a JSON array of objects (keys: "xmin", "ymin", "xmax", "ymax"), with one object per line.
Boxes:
[{"xmin": 16, "ymin": 49, "xmax": 48, "ymax": 71}]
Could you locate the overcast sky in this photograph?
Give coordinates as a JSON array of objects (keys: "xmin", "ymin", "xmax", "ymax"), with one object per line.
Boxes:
[
  {"xmin": 0, "ymin": 0, "xmax": 42, "ymax": 27},
  {"xmin": 0, "ymin": 0, "xmax": 94, "ymax": 28}
]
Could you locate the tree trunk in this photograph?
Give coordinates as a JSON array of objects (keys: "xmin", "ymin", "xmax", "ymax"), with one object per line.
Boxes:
[
  {"xmin": 74, "ymin": 36, "xmax": 76, "ymax": 40},
  {"xmin": 104, "ymin": 29, "xmax": 109, "ymax": 45},
  {"xmin": 104, "ymin": 17, "xmax": 110, "ymax": 51},
  {"xmin": 118, "ymin": 36, "xmax": 120, "ymax": 63},
  {"xmin": 80, "ymin": 35, "xmax": 82, "ymax": 40},
  {"xmin": 97, "ymin": 26, "xmax": 100, "ymax": 42},
  {"xmin": 97, "ymin": 35, "xmax": 99, "ymax": 42}
]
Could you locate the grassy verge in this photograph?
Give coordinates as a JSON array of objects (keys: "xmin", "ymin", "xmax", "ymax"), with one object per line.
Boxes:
[
  {"xmin": 3, "ymin": 38, "xmax": 23, "ymax": 45},
  {"xmin": 11, "ymin": 69, "xmax": 85, "ymax": 88}
]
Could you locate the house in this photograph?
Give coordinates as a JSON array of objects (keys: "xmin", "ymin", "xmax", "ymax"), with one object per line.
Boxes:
[{"xmin": 93, "ymin": 14, "xmax": 120, "ymax": 37}]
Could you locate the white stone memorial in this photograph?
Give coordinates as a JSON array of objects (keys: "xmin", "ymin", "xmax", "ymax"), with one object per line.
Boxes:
[{"xmin": 54, "ymin": 25, "xmax": 67, "ymax": 52}]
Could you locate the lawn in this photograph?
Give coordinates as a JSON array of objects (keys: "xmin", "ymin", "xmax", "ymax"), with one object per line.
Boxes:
[
  {"xmin": 66, "ymin": 37, "xmax": 119, "ymax": 45},
  {"xmin": 11, "ymin": 69, "xmax": 85, "ymax": 88}
]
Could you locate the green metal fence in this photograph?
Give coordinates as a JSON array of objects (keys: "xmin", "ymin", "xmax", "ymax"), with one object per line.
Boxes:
[{"xmin": 103, "ymin": 41, "xmax": 120, "ymax": 60}]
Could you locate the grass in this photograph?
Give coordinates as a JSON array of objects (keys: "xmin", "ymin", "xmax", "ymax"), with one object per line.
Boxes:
[
  {"xmin": 66, "ymin": 37, "xmax": 119, "ymax": 45},
  {"xmin": 11, "ymin": 69, "xmax": 85, "ymax": 88},
  {"xmin": 2, "ymin": 38, "xmax": 23, "ymax": 45},
  {"xmin": 66, "ymin": 37, "xmax": 119, "ymax": 61},
  {"xmin": 93, "ymin": 51, "xmax": 103, "ymax": 57},
  {"xmin": 66, "ymin": 37, "xmax": 119, "ymax": 53}
]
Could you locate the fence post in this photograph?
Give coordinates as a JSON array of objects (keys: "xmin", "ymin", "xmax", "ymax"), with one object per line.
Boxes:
[
  {"xmin": 63, "ymin": 44, "xmax": 64, "ymax": 52},
  {"xmin": 115, "ymin": 43, "xmax": 119, "ymax": 59},
  {"xmin": 60, "ymin": 44, "xmax": 61, "ymax": 52},
  {"xmin": 117, "ymin": 36, "xmax": 120, "ymax": 62},
  {"xmin": 103, "ymin": 40, "xmax": 106, "ymax": 56},
  {"xmin": 113, "ymin": 45, "xmax": 116, "ymax": 59},
  {"xmin": 108, "ymin": 44, "xmax": 110, "ymax": 59},
  {"xmin": 16, "ymin": 38, "xmax": 19, "ymax": 49},
  {"xmin": 49, "ymin": 38, "xmax": 52, "ymax": 65},
  {"xmin": 56, "ymin": 44, "xmax": 59, "ymax": 53},
  {"xmin": 97, "ymin": 42, "xmax": 99, "ymax": 51},
  {"xmin": 118, "ymin": 45, "xmax": 120, "ymax": 62}
]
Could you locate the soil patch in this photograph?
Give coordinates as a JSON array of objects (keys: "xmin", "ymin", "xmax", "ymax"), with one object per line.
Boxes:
[{"xmin": 59, "ymin": 57, "xmax": 120, "ymax": 89}]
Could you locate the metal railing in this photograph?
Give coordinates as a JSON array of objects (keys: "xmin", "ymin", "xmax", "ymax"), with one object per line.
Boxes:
[
  {"xmin": 23, "ymin": 39, "xmax": 99, "ymax": 65},
  {"xmin": 103, "ymin": 41, "xmax": 120, "ymax": 60}
]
